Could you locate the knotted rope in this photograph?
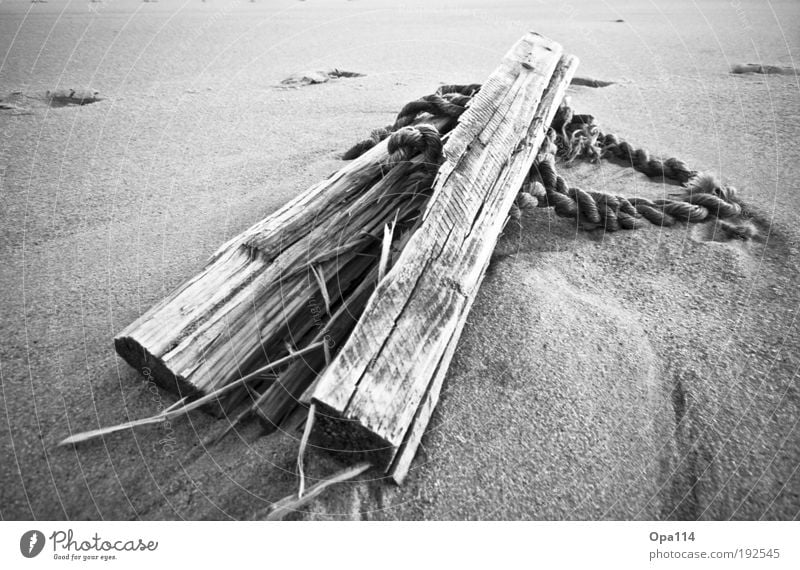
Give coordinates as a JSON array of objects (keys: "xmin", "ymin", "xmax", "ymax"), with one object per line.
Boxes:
[
  {"xmin": 385, "ymin": 123, "xmax": 443, "ymax": 171},
  {"xmin": 392, "ymin": 93, "xmax": 469, "ymax": 129},
  {"xmin": 345, "ymin": 87, "xmax": 755, "ymax": 239},
  {"xmin": 341, "ymin": 126, "xmax": 393, "ymax": 160},
  {"xmin": 436, "ymin": 83, "xmax": 482, "ymax": 97},
  {"xmin": 348, "ymin": 84, "xmax": 757, "ymax": 239},
  {"xmin": 342, "ymin": 86, "xmax": 476, "ymax": 160}
]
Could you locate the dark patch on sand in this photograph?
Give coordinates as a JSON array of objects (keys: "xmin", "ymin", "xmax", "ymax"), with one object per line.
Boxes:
[
  {"xmin": 664, "ymin": 372, "xmax": 711, "ymax": 520},
  {"xmin": 280, "ymin": 68, "xmax": 365, "ymax": 88},
  {"xmin": 671, "ymin": 379, "xmax": 688, "ymax": 430},
  {"xmin": 1, "ymin": 89, "xmax": 103, "ymax": 112},
  {"xmin": 46, "ymin": 88, "xmax": 103, "ymax": 107},
  {"xmin": 571, "ymin": 77, "xmax": 616, "ymax": 88},
  {"xmin": 730, "ymin": 63, "xmax": 796, "ymax": 76}
]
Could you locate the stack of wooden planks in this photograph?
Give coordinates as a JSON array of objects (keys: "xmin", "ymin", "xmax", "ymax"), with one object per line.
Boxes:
[
  {"xmin": 114, "ymin": 31, "xmax": 577, "ymax": 482},
  {"xmin": 115, "ymin": 118, "xmax": 456, "ymax": 424}
]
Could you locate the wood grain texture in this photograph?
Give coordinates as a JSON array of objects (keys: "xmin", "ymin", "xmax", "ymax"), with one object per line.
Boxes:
[
  {"xmin": 389, "ymin": 53, "xmax": 579, "ymax": 483},
  {"xmin": 310, "ymin": 33, "xmax": 578, "ymax": 479},
  {"xmin": 115, "ymin": 114, "xmax": 455, "ymax": 401}
]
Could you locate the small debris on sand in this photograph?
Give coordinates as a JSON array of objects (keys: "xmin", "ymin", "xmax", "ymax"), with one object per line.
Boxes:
[
  {"xmin": 279, "ymin": 68, "xmax": 365, "ymax": 87},
  {"xmin": 1, "ymin": 88, "xmax": 104, "ymax": 113},
  {"xmin": 571, "ymin": 77, "xmax": 616, "ymax": 88},
  {"xmin": 46, "ymin": 88, "xmax": 103, "ymax": 107},
  {"xmin": 730, "ymin": 63, "xmax": 796, "ymax": 75}
]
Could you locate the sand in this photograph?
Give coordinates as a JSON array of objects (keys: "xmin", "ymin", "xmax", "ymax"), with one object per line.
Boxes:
[{"xmin": 1, "ymin": 0, "xmax": 798, "ymax": 520}]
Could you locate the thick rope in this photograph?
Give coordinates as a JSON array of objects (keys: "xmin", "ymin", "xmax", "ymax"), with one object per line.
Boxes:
[
  {"xmin": 392, "ymin": 93, "xmax": 467, "ymax": 130},
  {"xmin": 385, "ymin": 123, "xmax": 443, "ymax": 171},
  {"xmin": 342, "ymin": 90, "xmax": 468, "ymax": 160},
  {"xmin": 552, "ymin": 104, "xmax": 698, "ymax": 184},
  {"xmin": 435, "ymin": 83, "xmax": 481, "ymax": 97},
  {"xmin": 341, "ymin": 125, "xmax": 392, "ymax": 160},
  {"xmin": 530, "ymin": 150, "xmax": 748, "ymax": 232},
  {"xmin": 341, "ymin": 86, "xmax": 755, "ymax": 239},
  {"xmin": 599, "ymin": 132, "xmax": 697, "ymax": 183},
  {"xmin": 525, "ymin": 106, "xmax": 754, "ymax": 236}
]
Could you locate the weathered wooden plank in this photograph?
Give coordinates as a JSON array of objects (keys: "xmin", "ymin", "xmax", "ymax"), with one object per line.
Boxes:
[
  {"xmin": 211, "ymin": 113, "xmax": 457, "ymax": 262},
  {"xmin": 389, "ymin": 54, "xmax": 579, "ymax": 483},
  {"xmin": 310, "ymin": 33, "xmax": 578, "ymax": 474},
  {"xmin": 115, "ymin": 115, "xmax": 455, "ymax": 400}
]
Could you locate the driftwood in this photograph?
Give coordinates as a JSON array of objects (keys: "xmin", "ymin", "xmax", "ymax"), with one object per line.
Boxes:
[
  {"xmin": 115, "ymin": 109, "xmax": 458, "ymax": 415},
  {"xmin": 310, "ymin": 33, "xmax": 578, "ymax": 483},
  {"xmin": 112, "ymin": 31, "xmax": 579, "ymax": 487}
]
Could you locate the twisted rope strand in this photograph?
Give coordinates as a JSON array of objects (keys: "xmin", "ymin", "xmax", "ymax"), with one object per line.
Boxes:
[
  {"xmin": 385, "ymin": 124, "xmax": 443, "ymax": 171},
  {"xmin": 341, "ymin": 125, "xmax": 392, "ymax": 160},
  {"xmin": 597, "ymin": 132, "xmax": 697, "ymax": 183},
  {"xmin": 392, "ymin": 94, "xmax": 467, "ymax": 130},
  {"xmin": 342, "ymin": 92, "xmax": 466, "ymax": 160},
  {"xmin": 339, "ymin": 87, "xmax": 754, "ymax": 239},
  {"xmin": 435, "ymin": 83, "xmax": 482, "ymax": 97},
  {"xmin": 531, "ymin": 149, "xmax": 744, "ymax": 231}
]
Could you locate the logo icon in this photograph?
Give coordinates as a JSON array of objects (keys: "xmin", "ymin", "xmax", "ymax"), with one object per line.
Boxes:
[{"xmin": 20, "ymin": 530, "xmax": 45, "ymax": 558}]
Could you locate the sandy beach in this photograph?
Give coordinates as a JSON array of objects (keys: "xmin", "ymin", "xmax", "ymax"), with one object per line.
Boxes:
[{"xmin": 1, "ymin": 0, "xmax": 799, "ymax": 520}]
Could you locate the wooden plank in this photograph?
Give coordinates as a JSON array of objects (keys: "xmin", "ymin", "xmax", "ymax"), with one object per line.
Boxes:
[
  {"xmin": 310, "ymin": 33, "xmax": 578, "ymax": 474},
  {"xmin": 253, "ymin": 206, "xmax": 429, "ymax": 430},
  {"xmin": 115, "ymin": 114, "xmax": 457, "ymax": 400},
  {"xmin": 389, "ymin": 54, "xmax": 579, "ymax": 483}
]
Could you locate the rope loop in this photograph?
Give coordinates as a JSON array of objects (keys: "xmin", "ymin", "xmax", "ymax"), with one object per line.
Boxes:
[
  {"xmin": 386, "ymin": 124, "xmax": 443, "ymax": 171},
  {"xmin": 340, "ymin": 86, "xmax": 754, "ymax": 239},
  {"xmin": 393, "ymin": 94, "xmax": 467, "ymax": 130}
]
